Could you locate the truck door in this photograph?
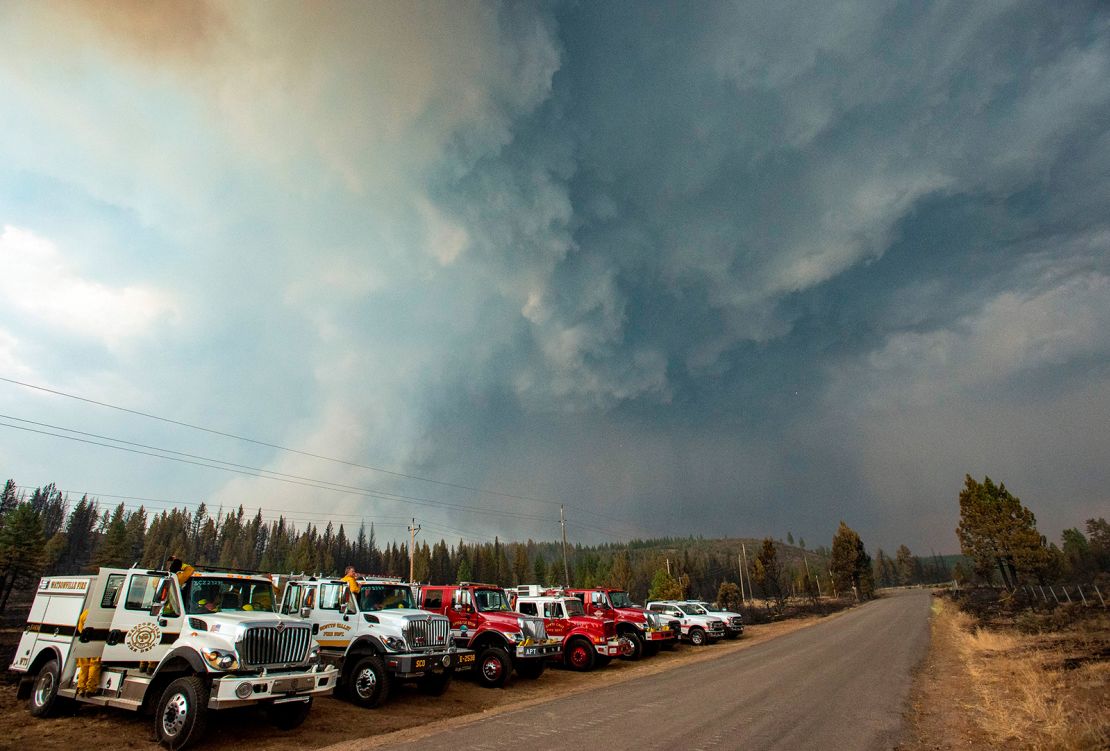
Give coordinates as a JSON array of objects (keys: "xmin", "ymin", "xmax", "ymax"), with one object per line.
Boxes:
[
  {"xmin": 449, "ymin": 588, "xmax": 479, "ymax": 631},
  {"xmin": 542, "ymin": 601, "xmax": 569, "ymax": 641},
  {"xmin": 101, "ymin": 572, "xmax": 184, "ymax": 665}
]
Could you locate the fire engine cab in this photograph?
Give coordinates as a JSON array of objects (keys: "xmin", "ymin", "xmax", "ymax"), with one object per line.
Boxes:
[
  {"xmin": 10, "ymin": 568, "xmax": 336, "ymax": 749},
  {"xmin": 418, "ymin": 582, "xmax": 561, "ymax": 688},
  {"xmin": 279, "ymin": 575, "xmax": 472, "ymax": 707},
  {"xmin": 513, "ymin": 591, "xmax": 624, "ymax": 671}
]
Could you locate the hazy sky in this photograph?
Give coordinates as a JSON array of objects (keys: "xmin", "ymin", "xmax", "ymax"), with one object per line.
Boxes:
[{"xmin": 1, "ymin": 1, "xmax": 1108, "ymax": 555}]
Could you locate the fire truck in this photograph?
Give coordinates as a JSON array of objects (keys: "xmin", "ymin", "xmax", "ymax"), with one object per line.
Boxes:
[
  {"xmin": 279, "ymin": 575, "xmax": 472, "ymax": 707},
  {"xmin": 10, "ymin": 568, "xmax": 336, "ymax": 749},
  {"xmin": 418, "ymin": 583, "xmax": 561, "ymax": 688},
  {"xmin": 514, "ymin": 590, "xmax": 624, "ymax": 671},
  {"xmin": 564, "ymin": 587, "xmax": 678, "ymax": 659}
]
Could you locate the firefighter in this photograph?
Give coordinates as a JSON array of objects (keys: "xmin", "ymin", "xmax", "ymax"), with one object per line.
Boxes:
[
  {"xmin": 75, "ymin": 609, "xmax": 101, "ymax": 696},
  {"xmin": 164, "ymin": 554, "xmax": 195, "ymax": 585},
  {"xmin": 340, "ymin": 566, "xmax": 361, "ymax": 594}
]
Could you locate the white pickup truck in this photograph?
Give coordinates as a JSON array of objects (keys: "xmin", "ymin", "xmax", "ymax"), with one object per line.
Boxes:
[
  {"xmin": 646, "ymin": 600, "xmax": 727, "ymax": 645},
  {"xmin": 10, "ymin": 568, "xmax": 336, "ymax": 749}
]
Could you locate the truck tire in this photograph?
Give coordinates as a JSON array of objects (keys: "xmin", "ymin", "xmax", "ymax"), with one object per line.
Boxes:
[
  {"xmin": 475, "ymin": 646, "xmax": 512, "ymax": 688},
  {"xmin": 348, "ymin": 654, "xmax": 391, "ymax": 708},
  {"xmin": 154, "ymin": 675, "xmax": 209, "ymax": 749},
  {"xmin": 619, "ymin": 631, "xmax": 644, "ymax": 661},
  {"xmin": 418, "ymin": 670, "xmax": 453, "ymax": 696},
  {"xmin": 514, "ymin": 659, "xmax": 546, "ymax": 679},
  {"xmin": 564, "ymin": 638, "xmax": 596, "ymax": 672},
  {"xmin": 688, "ymin": 627, "xmax": 707, "ymax": 646},
  {"xmin": 28, "ymin": 658, "xmax": 67, "ymax": 717},
  {"xmin": 267, "ymin": 697, "xmax": 312, "ymax": 730}
]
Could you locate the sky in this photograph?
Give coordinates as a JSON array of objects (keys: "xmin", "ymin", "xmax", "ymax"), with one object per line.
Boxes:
[{"xmin": 1, "ymin": 1, "xmax": 1108, "ymax": 556}]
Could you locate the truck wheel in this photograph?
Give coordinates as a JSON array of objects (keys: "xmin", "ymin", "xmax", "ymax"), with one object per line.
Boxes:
[
  {"xmin": 689, "ymin": 627, "xmax": 707, "ymax": 646},
  {"xmin": 418, "ymin": 670, "xmax": 453, "ymax": 696},
  {"xmin": 29, "ymin": 658, "xmax": 67, "ymax": 717},
  {"xmin": 619, "ymin": 631, "xmax": 644, "ymax": 661},
  {"xmin": 267, "ymin": 698, "xmax": 312, "ymax": 730},
  {"xmin": 475, "ymin": 647, "xmax": 512, "ymax": 688},
  {"xmin": 564, "ymin": 638, "xmax": 596, "ymax": 672},
  {"xmin": 154, "ymin": 675, "xmax": 209, "ymax": 749},
  {"xmin": 348, "ymin": 654, "xmax": 391, "ymax": 708},
  {"xmin": 514, "ymin": 659, "xmax": 546, "ymax": 679}
]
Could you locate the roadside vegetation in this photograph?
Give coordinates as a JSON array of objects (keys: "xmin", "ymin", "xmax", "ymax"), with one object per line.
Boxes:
[{"xmin": 920, "ymin": 590, "xmax": 1109, "ymax": 750}]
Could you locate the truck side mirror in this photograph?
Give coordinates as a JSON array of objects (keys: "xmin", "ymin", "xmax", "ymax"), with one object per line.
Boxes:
[
  {"xmin": 299, "ymin": 606, "xmax": 311, "ymax": 618},
  {"xmin": 150, "ymin": 601, "xmax": 164, "ymax": 617},
  {"xmin": 344, "ymin": 598, "xmax": 358, "ymax": 615}
]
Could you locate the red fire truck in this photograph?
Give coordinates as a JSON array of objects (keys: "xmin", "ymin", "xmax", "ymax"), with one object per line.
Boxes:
[
  {"xmin": 564, "ymin": 587, "xmax": 678, "ymax": 659},
  {"xmin": 418, "ymin": 583, "xmax": 561, "ymax": 688}
]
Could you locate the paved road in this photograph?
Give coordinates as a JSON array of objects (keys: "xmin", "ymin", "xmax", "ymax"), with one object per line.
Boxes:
[{"xmin": 392, "ymin": 590, "xmax": 933, "ymax": 751}]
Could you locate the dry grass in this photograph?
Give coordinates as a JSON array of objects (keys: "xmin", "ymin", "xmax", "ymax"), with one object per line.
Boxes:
[{"xmin": 935, "ymin": 599, "xmax": 1110, "ymax": 750}]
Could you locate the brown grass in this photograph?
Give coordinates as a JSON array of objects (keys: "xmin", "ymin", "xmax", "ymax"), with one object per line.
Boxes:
[{"xmin": 935, "ymin": 599, "xmax": 1110, "ymax": 750}]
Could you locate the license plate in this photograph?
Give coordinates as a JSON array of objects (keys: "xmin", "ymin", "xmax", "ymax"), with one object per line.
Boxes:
[
  {"xmin": 459, "ymin": 653, "xmax": 476, "ymax": 664},
  {"xmin": 272, "ymin": 676, "xmax": 314, "ymax": 694}
]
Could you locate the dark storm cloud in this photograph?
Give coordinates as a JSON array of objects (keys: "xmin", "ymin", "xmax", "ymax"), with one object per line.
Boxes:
[{"xmin": 420, "ymin": 0, "xmax": 1110, "ymax": 548}]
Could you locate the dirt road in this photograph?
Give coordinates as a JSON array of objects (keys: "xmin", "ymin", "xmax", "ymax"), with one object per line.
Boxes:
[{"xmin": 330, "ymin": 590, "xmax": 933, "ymax": 751}]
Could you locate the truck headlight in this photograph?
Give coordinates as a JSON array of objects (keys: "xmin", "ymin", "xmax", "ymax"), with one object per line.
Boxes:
[
  {"xmin": 383, "ymin": 636, "xmax": 407, "ymax": 651},
  {"xmin": 203, "ymin": 649, "xmax": 239, "ymax": 671},
  {"xmin": 307, "ymin": 646, "xmax": 320, "ymax": 665},
  {"xmin": 501, "ymin": 631, "xmax": 522, "ymax": 644},
  {"xmin": 235, "ymin": 682, "xmax": 253, "ymax": 699}
]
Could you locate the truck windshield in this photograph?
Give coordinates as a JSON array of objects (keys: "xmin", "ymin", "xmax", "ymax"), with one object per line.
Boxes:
[
  {"xmin": 474, "ymin": 588, "xmax": 512, "ymax": 612},
  {"xmin": 182, "ymin": 577, "xmax": 276, "ymax": 614},
  {"xmin": 685, "ymin": 603, "xmax": 709, "ymax": 615},
  {"xmin": 563, "ymin": 599, "xmax": 585, "ymax": 616},
  {"xmin": 608, "ymin": 591, "xmax": 634, "ymax": 608},
  {"xmin": 357, "ymin": 584, "xmax": 414, "ymax": 611}
]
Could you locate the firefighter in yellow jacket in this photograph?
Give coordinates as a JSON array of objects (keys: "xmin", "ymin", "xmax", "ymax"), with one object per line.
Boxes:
[{"xmin": 75, "ymin": 609, "xmax": 101, "ymax": 696}]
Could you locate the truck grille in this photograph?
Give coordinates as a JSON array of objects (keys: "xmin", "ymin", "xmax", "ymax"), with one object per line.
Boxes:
[
  {"xmin": 521, "ymin": 616, "xmax": 548, "ymax": 642},
  {"xmin": 404, "ymin": 617, "xmax": 450, "ymax": 650},
  {"xmin": 728, "ymin": 616, "xmax": 743, "ymax": 628},
  {"xmin": 710, "ymin": 620, "xmax": 725, "ymax": 631},
  {"xmin": 240, "ymin": 624, "xmax": 312, "ymax": 668}
]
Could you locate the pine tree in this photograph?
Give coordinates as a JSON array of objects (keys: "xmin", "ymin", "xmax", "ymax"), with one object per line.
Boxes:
[
  {"xmin": 0, "ymin": 503, "xmax": 46, "ymax": 610},
  {"xmin": 830, "ymin": 522, "xmax": 874, "ymax": 600},
  {"xmin": 956, "ymin": 475, "xmax": 1050, "ymax": 586},
  {"xmin": 94, "ymin": 504, "xmax": 131, "ymax": 568}
]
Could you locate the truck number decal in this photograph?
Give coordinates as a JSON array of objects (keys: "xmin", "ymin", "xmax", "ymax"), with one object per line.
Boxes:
[{"xmin": 415, "ymin": 659, "xmax": 426, "ymax": 669}]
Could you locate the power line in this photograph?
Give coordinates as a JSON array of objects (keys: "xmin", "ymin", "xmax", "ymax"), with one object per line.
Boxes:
[
  {"xmin": 0, "ymin": 416, "xmax": 559, "ymax": 524},
  {"xmin": 0, "ymin": 375, "xmax": 641, "ymax": 530}
]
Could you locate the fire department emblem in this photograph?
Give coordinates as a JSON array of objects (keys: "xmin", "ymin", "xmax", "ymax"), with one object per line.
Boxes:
[{"xmin": 126, "ymin": 622, "xmax": 161, "ymax": 653}]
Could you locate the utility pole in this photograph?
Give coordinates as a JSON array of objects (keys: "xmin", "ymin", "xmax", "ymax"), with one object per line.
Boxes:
[
  {"xmin": 741, "ymin": 542, "xmax": 751, "ymax": 603},
  {"xmin": 666, "ymin": 557, "xmax": 671, "ymax": 577},
  {"xmin": 738, "ymin": 553, "xmax": 746, "ymax": 601},
  {"xmin": 559, "ymin": 505, "xmax": 570, "ymax": 588},
  {"xmin": 408, "ymin": 518, "xmax": 421, "ymax": 583}
]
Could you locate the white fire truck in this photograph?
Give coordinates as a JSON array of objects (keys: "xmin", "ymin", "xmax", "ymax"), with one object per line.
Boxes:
[
  {"xmin": 280, "ymin": 575, "xmax": 473, "ymax": 707},
  {"xmin": 10, "ymin": 567, "xmax": 337, "ymax": 749}
]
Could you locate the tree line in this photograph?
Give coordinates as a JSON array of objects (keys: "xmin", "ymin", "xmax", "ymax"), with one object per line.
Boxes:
[
  {"xmin": 9, "ymin": 473, "xmax": 1084, "ymax": 613},
  {"xmin": 0, "ymin": 477, "xmax": 897, "ymax": 612}
]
